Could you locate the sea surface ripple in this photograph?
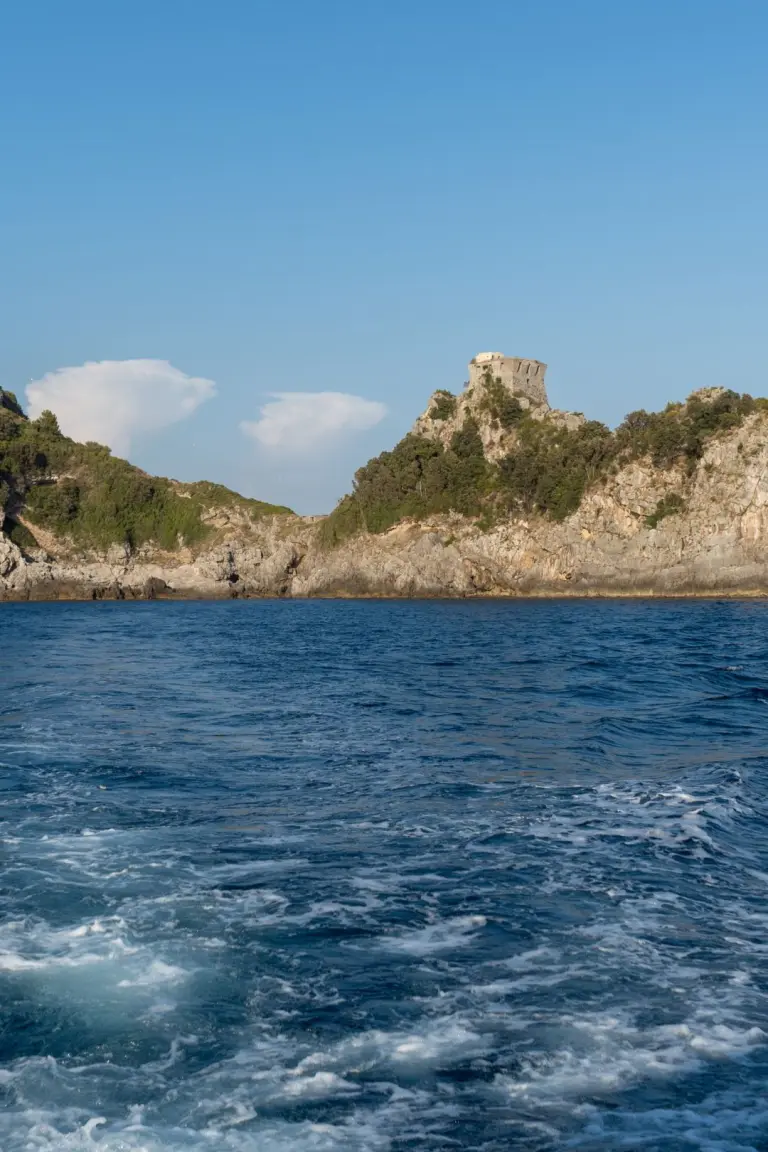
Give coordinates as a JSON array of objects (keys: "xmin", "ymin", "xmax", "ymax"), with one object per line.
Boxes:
[{"xmin": 2, "ymin": 600, "xmax": 768, "ymax": 1150}]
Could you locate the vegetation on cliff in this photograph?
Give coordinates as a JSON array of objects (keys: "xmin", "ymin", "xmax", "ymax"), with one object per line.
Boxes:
[
  {"xmin": 645, "ymin": 492, "xmax": 686, "ymax": 528},
  {"xmin": 0, "ymin": 391, "xmax": 291, "ymax": 553},
  {"xmin": 428, "ymin": 390, "xmax": 458, "ymax": 421},
  {"xmin": 477, "ymin": 375, "xmax": 526, "ymax": 429},
  {"xmin": 321, "ymin": 387, "xmax": 764, "ymax": 546},
  {"xmin": 613, "ymin": 390, "xmax": 761, "ymax": 470},
  {"xmin": 319, "ymin": 419, "xmax": 490, "ymax": 545}
]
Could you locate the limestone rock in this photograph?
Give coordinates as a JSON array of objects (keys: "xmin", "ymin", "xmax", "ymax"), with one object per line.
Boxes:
[{"xmin": 0, "ymin": 537, "xmax": 21, "ymax": 579}]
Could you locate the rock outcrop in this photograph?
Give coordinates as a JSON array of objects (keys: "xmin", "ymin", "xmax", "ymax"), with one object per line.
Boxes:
[{"xmin": 412, "ymin": 370, "xmax": 584, "ymax": 464}]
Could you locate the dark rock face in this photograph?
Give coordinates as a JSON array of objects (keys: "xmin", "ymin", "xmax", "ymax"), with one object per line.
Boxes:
[
  {"xmin": 0, "ymin": 390, "xmax": 25, "ymax": 418},
  {"xmin": 142, "ymin": 577, "xmax": 170, "ymax": 601}
]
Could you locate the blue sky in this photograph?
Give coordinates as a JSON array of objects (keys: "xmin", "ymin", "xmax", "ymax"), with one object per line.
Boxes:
[{"xmin": 2, "ymin": 1, "xmax": 767, "ymax": 513}]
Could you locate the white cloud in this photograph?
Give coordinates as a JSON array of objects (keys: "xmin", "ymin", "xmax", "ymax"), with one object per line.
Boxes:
[
  {"xmin": 240, "ymin": 392, "xmax": 387, "ymax": 453},
  {"xmin": 25, "ymin": 359, "xmax": 217, "ymax": 456}
]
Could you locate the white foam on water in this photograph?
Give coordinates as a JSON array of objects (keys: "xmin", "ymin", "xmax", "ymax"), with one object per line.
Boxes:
[
  {"xmin": 470, "ymin": 967, "xmax": 581, "ymax": 996},
  {"xmin": 487, "ymin": 944, "xmax": 562, "ymax": 971},
  {"xmin": 183, "ymin": 1012, "xmax": 487, "ymax": 1126},
  {"xmin": 0, "ymin": 911, "xmax": 192, "ymax": 1014},
  {"xmin": 272, "ymin": 888, "xmax": 385, "ymax": 930},
  {"xmin": 295, "ymin": 1015, "xmax": 489, "ymax": 1074},
  {"xmin": 570, "ymin": 1088, "xmax": 768, "ymax": 1151},
  {"xmin": 0, "ymin": 915, "xmax": 139, "ymax": 972},
  {"xmin": 0, "ymin": 1115, "xmax": 392, "ymax": 1151},
  {"xmin": 118, "ymin": 960, "xmax": 188, "ymax": 988},
  {"xmin": 140, "ymin": 1036, "xmax": 198, "ymax": 1072},
  {"xmin": 494, "ymin": 1009, "xmax": 766, "ymax": 1107},
  {"xmin": 208, "ymin": 887, "xmax": 290, "ymax": 926},
  {"xmin": 197, "ymin": 858, "xmax": 311, "ymax": 884},
  {"xmin": 520, "ymin": 777, "xmax": 752, "ymax": 863},
  {"xmin": 0, "ymin": 1034, "xmax": 473, "ymax": 1152},
  {"xmin": 69, "ymin": 917, "xmax": 127, "ymax": 938},
  {"xmin": 280, "ymin": 1071, "xmax": 361, "ymax": 1099},
  {"xmin": 3, "ymin": 755, "xmax": 767, "ymax": 1151},
  {"xmin": 0, "ymin": 950, "xmax": 105, "ymax": 972},
  {"xmin": 380, "ymin": 914, "xmax": 487, "ymax": 955},
  {"xmin": 349, "ymin": 872, "xmax": 404, "ymax": 894}
]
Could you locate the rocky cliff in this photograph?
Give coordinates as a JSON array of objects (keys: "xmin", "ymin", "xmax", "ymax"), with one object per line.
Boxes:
[{"xmin": 3, "ymin": 380, "xmax": 768, "ymax": 600}]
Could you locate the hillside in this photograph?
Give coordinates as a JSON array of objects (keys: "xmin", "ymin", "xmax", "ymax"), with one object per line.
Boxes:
[
  {"xmin": 3, "ymin": 372, "xmax": 768, "ymax": 600},
  {"xmin": 321, "ymin": 368, "xmax": 766, "ymax": 545},
  {"xmin": 0, "ymin": 389, "xmax": 291, "ymax": 554}
]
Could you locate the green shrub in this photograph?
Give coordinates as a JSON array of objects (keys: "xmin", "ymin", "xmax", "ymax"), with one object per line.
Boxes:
[
  {"xmin": 33, "ymin": 409, "xmax": 62, "ymax": 437},
  {"xmin": 645, "ymin": 492, "xmax": 685, "ymax": 528},
  {"xmin": 320, "ymin": 420, "xmax": 489, "ymax": 544},
  {"xmin": 616, "ymin": 390, "xmax": 756, "ymax": 471},
  {"xmin": 475, "ymin": 510, "xmax": 498, "ymax": 532},
  {"xmin": 180, "ymin": 480, "xmax": 292, "ymax": 517},
  {"xmin": 498, "ymin": 419, "xmax": 614, "ymax": 521},
  {"xmin": 0, "ymin": 409, "xmax": 21, "ymax": 440},
  {"xmin": 352, "ymin": 434, "xmax": 444, "ymax": 533},
  {"xmin": 26, "ymin": 480, "xmax": 81, "ymax": 528},
  {"xmin": 429, "ymin": 390, "xmax": 457, "ymax": 421},
  {"xmin": 479, "ymin": 371, "xmax": 525, "ymax": 428},
  {"xmin": 317, "ymin": 493, "xmax": 364, "ymax": 547},
  {"xmin": 3, "ymin": 518, "xmax": 39, "ymax": 550},
  {"xmin": 0, "ymin": 390, "xmax": 24, "ymax": 417}
]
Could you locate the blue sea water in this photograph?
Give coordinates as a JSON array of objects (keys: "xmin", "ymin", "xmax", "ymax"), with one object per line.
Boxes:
[{"xmin": 2, "ymin": 601, "xmax": 768, "ymax": 1151}]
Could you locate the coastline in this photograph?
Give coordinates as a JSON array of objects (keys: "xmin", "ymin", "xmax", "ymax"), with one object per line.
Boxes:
[{"xmin": 3, "ymin": 582, "xmax": 768, "ymax": 603}]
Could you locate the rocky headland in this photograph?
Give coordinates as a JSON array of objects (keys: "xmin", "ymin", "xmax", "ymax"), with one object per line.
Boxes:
[{"xmin": 3, "ymin": 364, "xmax": 768, "ymax": 600}]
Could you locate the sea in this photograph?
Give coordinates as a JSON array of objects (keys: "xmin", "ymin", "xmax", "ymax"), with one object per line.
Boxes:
[{"xmin": 1, "ymin": 599, "xmax": 768, "ymax": 1151}]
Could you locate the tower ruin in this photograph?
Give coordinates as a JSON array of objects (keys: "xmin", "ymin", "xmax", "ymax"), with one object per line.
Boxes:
[{"xmin": 468, "ymin": 352, "xmax": 548, "ymax": 407}]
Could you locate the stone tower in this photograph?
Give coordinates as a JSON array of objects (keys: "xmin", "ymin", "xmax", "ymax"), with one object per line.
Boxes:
[{"xmin": 468, "ymin": 352, "xmax": 548, "ymax": 407}]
